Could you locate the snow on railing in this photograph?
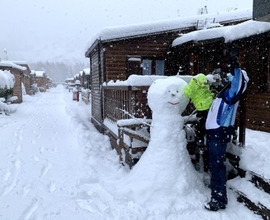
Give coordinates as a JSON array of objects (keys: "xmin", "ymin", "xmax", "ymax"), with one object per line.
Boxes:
[{"xmin": 103, "ymin": 75, "xmax": 193, "ymax": 87}]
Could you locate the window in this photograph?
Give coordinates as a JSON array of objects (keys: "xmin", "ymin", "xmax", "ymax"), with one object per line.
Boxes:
[
  {"xmin": 142, "ymin": 60, "xmax": 152, "ymax": 75},
  {"xmin": 142, "ymin": 59, "xmax": 164, "ymax": 75},
  {"xmin": 156, "ymin": 60, "xmax": 165, "ymax": 76},
  {"xmin": 127, "ymin": 57, "xmax": 165, "ymax": 77},
  {"xmin": 127, "ymin": 57, "xmax": 141, "ymax": 79}
]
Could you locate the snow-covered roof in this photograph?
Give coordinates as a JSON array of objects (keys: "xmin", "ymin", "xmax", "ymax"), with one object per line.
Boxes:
[
  {"xmin": 85, "ymin": 9, "xmax": 251, "ymax": 55},
  {"xmin": 0, "ymin": 60, "xmax": 27, "ymax": 71},
  {"xmin": 83, "ymin": 68, "xmax": 90, "ymax": 75},
  {"xmin": 65, "ymin": 77, "xmax": 74, "ymax": 81},
  {"xmin": 172, "ymin": 20, "xmax": 270, "ymax": 47},
  {"xmin": 10, "ymin": 61, "xmax": 28, "ymax": 65},
  {"xmin": 35, "ymin": 71, "xmax": 45, "ymax": 77},
  {"xmin": 11, "ymin": 61, "xmax": 31, "ymax": 71}
]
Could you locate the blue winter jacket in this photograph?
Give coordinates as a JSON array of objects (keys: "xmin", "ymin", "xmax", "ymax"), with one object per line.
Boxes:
[{"xmin": 205, "ymin": 68, "xmax": 248, "ymax": 130}]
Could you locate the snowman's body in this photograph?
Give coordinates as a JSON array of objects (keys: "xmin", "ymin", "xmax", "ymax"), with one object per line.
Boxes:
[{"xmin": 116, "ymin": 77, "xmax": 204, "ymax": 209}]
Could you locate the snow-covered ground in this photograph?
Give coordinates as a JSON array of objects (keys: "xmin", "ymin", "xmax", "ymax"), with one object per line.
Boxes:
[{"xmin": 0, "ymin": 85, "xmax": 266, "ymax": 220}]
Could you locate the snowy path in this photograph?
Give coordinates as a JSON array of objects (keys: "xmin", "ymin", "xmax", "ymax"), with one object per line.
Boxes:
[
  {"xmin": 0, "ymin": 87, "xmax": 117, "ymax": 219},
  {"xmin": 0, "ymin": 86, "xmax": 262, "ymax": 220}
]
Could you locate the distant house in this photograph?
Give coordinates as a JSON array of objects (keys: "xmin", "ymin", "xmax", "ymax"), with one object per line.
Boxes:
[
  {"xmin": 46, "ymin": 77, "xmax": 53, "ymax": 89},
  {"xmin": 65, "ymin": 77, "xmax": 74, "ymax": 84},
  {"xmin": 0, "ymin": 60, "xmax": 26, "ymax": 103},
  {"xmin": 81, "ymin": 68, "xmax": 91, "ymax": 89},
  {"xmin": 35, "ymin": 71, "xmax": 47, "ymax": 92},
  {"xmin": 11, "ymin": 61, "xmax": 33, "ymax": 95},
  {"xmin": 85, "ymin": 9, "xmax": 251, "ymax": 135}
]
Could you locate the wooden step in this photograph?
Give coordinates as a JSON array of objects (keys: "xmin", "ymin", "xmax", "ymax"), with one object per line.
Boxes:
[
  {"xmin": 225, "ymin": 152, "xmax": 270, "ymax": 195},
  {"xmin": 238, "ymin": 168, "xmax": 270, "ymax": 195},
  {"xmin": 230, "ymin": 187, "xmax": 270, "ymax": 220}
]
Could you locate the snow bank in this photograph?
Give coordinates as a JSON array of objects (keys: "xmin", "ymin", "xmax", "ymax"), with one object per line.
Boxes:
[
  {"xmin": 172, "ymin": 20, "xmax": 270, "ymax": 47},
  {"xmin": 0, "ymin": 70, "xmax": 15, "ymax": 89},
  {"xmin": 239, "ymin": 129, "xmax": 270, "ymax": 179},
  {"xmin": 86, "ymin": 9, "xmax": 251, "ymax": 53}
]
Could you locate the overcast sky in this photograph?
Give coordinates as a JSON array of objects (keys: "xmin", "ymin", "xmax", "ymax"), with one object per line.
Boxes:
[{"xmin": 0, "ymin": 0, "xmax": 253, "ymax": 64}]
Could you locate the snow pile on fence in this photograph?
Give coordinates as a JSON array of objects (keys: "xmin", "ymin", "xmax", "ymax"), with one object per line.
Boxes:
[
  {"xmin": 0, "ymin": 70, "xmax": 15, "ymax": 89},
  {"xmin": 104, "ymin": 74, "xmax": 216, "ymax": 87},
  {"xmin": 172, "ymin": 20, "xmax": 270, "ymax": 47}
]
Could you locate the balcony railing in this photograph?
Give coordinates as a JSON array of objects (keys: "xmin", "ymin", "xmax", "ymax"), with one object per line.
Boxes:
[{"xmin": 103, "ymin": 85, "xmax": 152, "ymax": 123}]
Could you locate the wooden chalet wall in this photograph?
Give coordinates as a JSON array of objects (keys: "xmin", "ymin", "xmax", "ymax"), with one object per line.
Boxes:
[
  {"xmin": 35, "ymin": 76, "xmax": 47, "ymax": 92},
  {"xmin": 20, "ymin": 64, "xmax": 31, "ymax": 95},
  {"xmin": 102, "ymin": 31, "xmax": 190, "ymax": 82},
  {"xmin": 240, "ymin": 33, "xmax": 270, "ymax": 132},
  {"xmin": 88, "ymin": 41, "xmax": 105, "ymax": 133}
]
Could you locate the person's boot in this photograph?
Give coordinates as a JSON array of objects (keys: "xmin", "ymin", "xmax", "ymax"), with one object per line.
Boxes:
[{"xmin": 204, "ymin": 200, "xmax": 226, "ymax": 211}]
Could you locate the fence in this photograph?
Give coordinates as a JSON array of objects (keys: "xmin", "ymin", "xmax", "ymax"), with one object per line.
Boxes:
[
  {"xmin": 81, "ymin": 89, "xmax": 91, "ymax": 104},
  {"xmin": 103, "ymin": 85, "xmax": 151, "ymax": 123}
]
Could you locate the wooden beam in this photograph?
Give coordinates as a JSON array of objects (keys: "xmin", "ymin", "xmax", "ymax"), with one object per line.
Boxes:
[{"xmin": 239, "ymin": 93, "xmax": 247, "ymax": 146}]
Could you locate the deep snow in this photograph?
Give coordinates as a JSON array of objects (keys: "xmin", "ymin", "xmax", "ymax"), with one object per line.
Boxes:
[
  {"xmin": 0, "ymin": 70, "xmax": 15, "ymax": 90},
  {"xmin": 0, "ymin": 85, "xmax": 266, "ymax": 220}
]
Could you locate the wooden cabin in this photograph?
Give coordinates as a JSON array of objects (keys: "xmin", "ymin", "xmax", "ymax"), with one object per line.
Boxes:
[
  {"xmin": 85, "ymin": 9, "xmax": 253, "ymax": 165},
  {"xmin": 0, "ymin": 61, "xmax": 26, "ymax": 103},
  {"xmin": 12, "ymin": 61, "xmax": 32, "ymax": 95},
  {"xmin": 34, "ymin": 71, "xmax": 47, "ymax": 92},
  {"xmin": 46, "ymin": 77, "xmax": 53, "ymax": 89},
  {"xmin": 85, "ymin": 9, "xmax": 251, "ymax": 128},
  {"xmin": 81, "ymin": 68, "xmax": 91, "ymax": 89}
]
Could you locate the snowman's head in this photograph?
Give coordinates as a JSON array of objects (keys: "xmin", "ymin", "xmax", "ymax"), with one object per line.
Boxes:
[{"xmin": 147, "ymin": 77, "xmax": 189, "ymax": 115}]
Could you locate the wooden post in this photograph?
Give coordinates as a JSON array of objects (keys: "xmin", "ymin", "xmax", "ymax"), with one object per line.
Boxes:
[
  {"xmin": 239, "ymin": 93, "xmax": 247, "ymax": 146},
  {"xmin": 118, "ymin": 126, "xmax": 124, "ymax": 163}
]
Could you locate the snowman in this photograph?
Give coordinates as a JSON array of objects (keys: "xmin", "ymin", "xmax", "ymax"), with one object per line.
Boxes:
[{"xmin": 114, "ymin": 76, "xmax": 205, "ymax": 210}]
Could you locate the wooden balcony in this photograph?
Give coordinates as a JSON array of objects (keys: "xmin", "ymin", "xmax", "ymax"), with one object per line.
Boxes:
[{"xmin": 103, "ymin": 85, "xmax": 151, "ymax": 123}]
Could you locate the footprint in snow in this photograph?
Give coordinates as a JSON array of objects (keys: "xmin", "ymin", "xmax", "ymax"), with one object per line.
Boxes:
[
  {"xmin": 40, "ymin": 162, "xmax": 52, "ymax": 177},
  {"xmin": 49, "ymin": 181, "xmax": 56, "ymax": 193},
  {"xmin": 22, "ymin": 199, "xmax": 39, "ymax": 220}
]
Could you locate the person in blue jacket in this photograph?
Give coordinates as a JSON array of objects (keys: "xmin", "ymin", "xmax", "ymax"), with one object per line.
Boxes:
[{"xmin": 204, "ymin": 46, "xmax": 249, "ymax": 211}]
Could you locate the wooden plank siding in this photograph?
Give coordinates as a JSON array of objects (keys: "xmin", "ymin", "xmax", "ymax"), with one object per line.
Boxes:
[
  {"xmin": 241, "ymin": 35, "xmax": 270, "ymax": 132},
  {"xmin": 90, "ymin": 44, "xmax": 104, "ymax": 132},
  {"xmin": 103, "ymin": 31, "xmax": 192, "ymax": 82}
]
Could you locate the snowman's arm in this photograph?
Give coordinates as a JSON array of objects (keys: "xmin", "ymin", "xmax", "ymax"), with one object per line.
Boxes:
[{"xmin": 183, "ymin": 110, "xmax": 198, "ymax": 123}]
